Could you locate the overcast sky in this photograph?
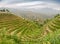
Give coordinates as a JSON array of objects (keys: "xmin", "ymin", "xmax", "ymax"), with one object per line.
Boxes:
[{"xmin": 0, "ymin": 0, "xmax": 60, "ymax": 10}]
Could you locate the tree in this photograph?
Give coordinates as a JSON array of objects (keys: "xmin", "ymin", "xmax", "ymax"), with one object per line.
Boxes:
[
  {"xmin": 3, "ymin": 9, "xmax": 5, "ymax": 12},
  {"xmin": 6, "ymin": 9, "xmax": 9, "ymax": 12}
]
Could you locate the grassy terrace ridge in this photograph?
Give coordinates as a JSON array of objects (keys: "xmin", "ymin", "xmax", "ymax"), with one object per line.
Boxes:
[
  {"xmin": 0, "ymin": 12, "xmax": 60, "ymax": 44},
  {"xmin": 48, "ymin": 15, "xmax": 60, "ymax": 31},
  {"xmin": 42, "ymin": 15, "xmax": 60, "ymax": 42},
  {"xmin": 35, "ymin": 14, "xmax": 60, "ymax": 44}
]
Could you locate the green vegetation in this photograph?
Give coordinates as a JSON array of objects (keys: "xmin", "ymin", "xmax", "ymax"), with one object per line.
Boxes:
[{"xmin": 0, "ymin": 12, "xmax": 60, "ymax": 44}]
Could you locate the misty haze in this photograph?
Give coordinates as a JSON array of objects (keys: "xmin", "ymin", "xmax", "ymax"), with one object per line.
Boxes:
[{"xmin": 0, "ymin": 0, "xmax": 60, "ymax": 44}]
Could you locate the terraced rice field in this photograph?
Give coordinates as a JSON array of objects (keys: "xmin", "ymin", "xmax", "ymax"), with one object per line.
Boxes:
[
  {"xmin": 0, "ymin": 12, "xmax": 60, "ymax": 44},
  {"xmin": 0, "ymin": 12, "xmax": 42, "ymax": 44},
  {"xmin": 47, "ymin": 15, "xmax": 60, "ymax": 32},
  {"xmin": 39, "ymin": 15, "xmax": 60, "ymax": 44}
]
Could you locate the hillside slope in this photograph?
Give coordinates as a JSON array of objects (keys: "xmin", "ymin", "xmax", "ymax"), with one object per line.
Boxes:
[
  {"xmin": 0, "ymin": 12, "xmax": 42, "ymax": 43},
  {"xmin": 44, "ymin": 15, "xmax": 60, "ymax": 34},
  {"xmin": 39, "ymin": 15, "xmax": 60, "ymax": 44},
  {"xmin": 0, "ymin": 12, "xmax": 60, "ymax": 44}
]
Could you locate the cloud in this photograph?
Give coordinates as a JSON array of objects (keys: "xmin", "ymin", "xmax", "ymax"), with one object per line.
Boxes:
[
  {"xmin": 1, "ymin": 1, "xmax": 59, "ymax": 10},
  {"xmin": 0, "ymin": 0, "xmax": 60, "ymax": 4},
  {"xmin": 0, "ymin": 0, "xmax": 60, "ymax": 11}
]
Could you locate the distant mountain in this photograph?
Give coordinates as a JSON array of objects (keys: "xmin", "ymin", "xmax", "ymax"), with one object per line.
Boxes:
[
  {"xmin": 0, "ymin": 7, "xmax": 60, "ymax": 21},
  {"xmin": 9, "ymin": 7, "xmax": 60, "ymax": 19},
  {"xmin": 6, "ymin": 8, "xmax": 45, "ymax": 21},
  {"xmin": 31, "ymin": 8, "xmax": 60, "ymax": 15}
]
